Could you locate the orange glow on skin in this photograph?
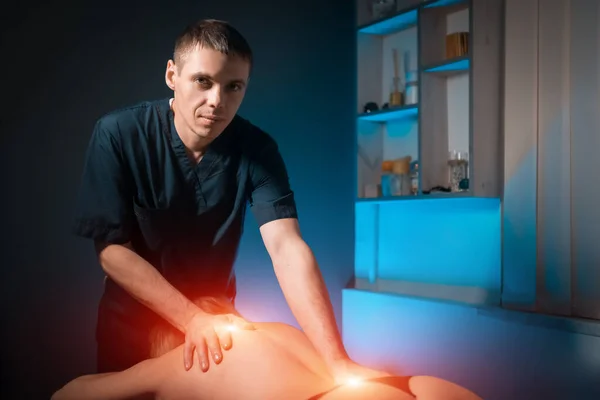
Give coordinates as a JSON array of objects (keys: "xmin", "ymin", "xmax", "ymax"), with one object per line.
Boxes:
[{"xmin": 345, "ymin": 377, "xmax": 363, "ymax": 387}]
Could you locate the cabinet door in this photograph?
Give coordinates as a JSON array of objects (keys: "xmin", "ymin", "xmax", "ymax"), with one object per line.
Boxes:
[
  {"xmin": 503, "ymin": 0, "xmax": 600, "ymax": 319},
  {"xmin": 570, "ymin": 0, "xmax": 600, "ymax": 320}
]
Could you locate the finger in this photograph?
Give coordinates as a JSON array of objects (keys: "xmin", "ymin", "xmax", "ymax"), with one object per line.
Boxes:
[
  {"xmin": 183, "ymin": 336, "xmax": 195, "ymax": 371},
  {"xmin": 219, "ymin": 328, "xmax": 232, "ymax": 351},
  {"xmin": 205, "ymin": 328, "xmax": 223, "ymax": 365},
  {"xmin": 195, "ymin": 336, "xmax": 210, "ymax": 372}
]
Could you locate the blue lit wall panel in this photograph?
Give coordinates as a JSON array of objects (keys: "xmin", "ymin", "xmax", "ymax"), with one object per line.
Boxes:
[
  {"xmin": 354, "ymin": 203, "xmax": 378, "ymax": 281},
  {"xmin": 355, "ymin": 198, "xmax": 501, "ymax": 289}
]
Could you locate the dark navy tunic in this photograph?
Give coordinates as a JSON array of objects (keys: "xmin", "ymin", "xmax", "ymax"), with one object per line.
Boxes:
[{"xmin": 72, "ymin": 98, "xmax": 297, "ymax": 338}]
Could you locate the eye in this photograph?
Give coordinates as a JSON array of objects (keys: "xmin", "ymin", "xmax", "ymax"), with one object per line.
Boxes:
[
  {"xmin": 228, "ymin": 83, "xmax": 243, "ymax": 92},
  {"xmin": 196, "ymin": 77, "xmax": 211, "ymax": 88}
]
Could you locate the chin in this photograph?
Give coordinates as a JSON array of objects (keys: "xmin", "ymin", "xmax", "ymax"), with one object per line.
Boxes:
[
  {"xmin": 193, "ymin": 126, "xmax": 223, "ymax": 139},
  {"xmin": 193, "ymin": 130, "xmax": 214, "ymax": 139}
]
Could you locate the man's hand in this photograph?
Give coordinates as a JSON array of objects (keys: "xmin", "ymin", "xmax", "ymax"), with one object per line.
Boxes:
[
  {"xmin": 183, "ymin": 312, "xmax": 255, "ymax": 372},
  {"xmin": 330, "ymin": 358, "xmax": 392, "ymax": 386}
]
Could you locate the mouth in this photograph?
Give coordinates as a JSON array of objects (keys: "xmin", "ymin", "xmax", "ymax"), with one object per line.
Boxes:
[{"xmin": 199, "ymin": 115, "xmax": 223, "ymax": 122}]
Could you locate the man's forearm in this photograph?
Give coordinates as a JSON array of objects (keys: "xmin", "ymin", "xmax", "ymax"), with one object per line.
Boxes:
[
  {"xmin": 272, "ymin": 237, "xmax": 349, "ymax": 367},
  {"xmin": 96, "ymin": 242, "xmax": 201, "ymax": 333}
]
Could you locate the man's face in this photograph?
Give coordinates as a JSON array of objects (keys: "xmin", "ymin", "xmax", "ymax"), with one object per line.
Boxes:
[{"xmin": 166, "ymin": 45, "xmax": 250, "ymax": 141}]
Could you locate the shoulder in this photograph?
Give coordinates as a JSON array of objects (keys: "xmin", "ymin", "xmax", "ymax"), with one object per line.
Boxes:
[
  {"xmin": 253, "ymin": 322, "xmax": 308, "ymax": 344},
  {"xmin": 230, "ymin": 115, "xmax": 280, "ymax": 156},
  {"xmin": 253, "ymin": 321, "xmax": 300, "ymax": 332},
  {"xmin": 97, "ymin": 98, "xmax": 165, "ymax": 126},
  {"xmin": 92, "ymin": 98, "xmax": 167, "ymax": 143}
]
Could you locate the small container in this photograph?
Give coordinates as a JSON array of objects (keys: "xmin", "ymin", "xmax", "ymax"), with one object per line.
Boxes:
[
  {"xmin": 381, "ymin": 160, "xmax": 394, "ymax": 197},
  {"xmin": 364, "ymin": 183, "xmax": 380, "ymax": 198},
  {"xmin": 404, "ymin": 70, "xmax": 418, "ymax": 105},
  {"xmin": 391, "ymin": 157, "xmax": 411, "ymax": 196},
  {"xmin": 445, "ymin": 32, "xmax": 469, "ymax": 59},
  {"xmin": 410, "ymin": 161, "xmax": 419, "ymax": 195},
  {"xmin": 381, "ymin": 158, "xmax": 411, "ymax": 197},
  {"xmin": 389, "ymin": 174, "xmax": 403, "ymax": 196},
  {"xmin": 405, "ymin": 82, "xmax": 418, "ymax": 105},
  {"xmin": 448, "ymin": 150, "xmax": 469, "ymax": 192},
  {"xmin": 389, "ymin": 77, "xmax": 403, "ymax": 106}
]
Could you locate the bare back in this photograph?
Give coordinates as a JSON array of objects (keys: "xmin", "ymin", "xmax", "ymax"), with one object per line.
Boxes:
[
  {"xmin": 152, "ymin": 322, "xmax": 335, "ymax": 400},
  {"xmin": 149, "ymin": 323, "xmax": 481, "ymax": 400}
]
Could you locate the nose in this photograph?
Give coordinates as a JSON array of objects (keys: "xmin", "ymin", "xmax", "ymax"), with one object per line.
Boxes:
[{"xmin": 207, "ymin": 86, "xmax": 224, "ymax": 109}]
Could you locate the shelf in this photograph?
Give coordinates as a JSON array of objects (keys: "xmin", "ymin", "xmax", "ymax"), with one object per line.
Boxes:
[
  {"xmin": 356, "ymin": 0, "xmax": 503, "ymax": 200},
  {"xmin": 478, "ymin": 305, "xmax": 600, "ymax": 338},
  {"xmin": 422, "ymin": 56, "xmax": 470, "ymax": 75},
  {"xmin": 357, "ymin": 8, "xmax": 417, "ymax": 35},
  {"xmin": 423, "ymin": 0, "xmax": 469, "ymax": 10},
  {"xmin": 419, "ymin": 0, "xmax": 470, "ymax": 67},
  {"xmin": 357, "ymin": 191, "xmax": 474, "ymax": 204},
  {"xmin": 351, "ymin": 278, "xmax": 500, "ymax": 308},
  {"xmin": 357, "ymin": 105, "xmax": 418, "ymax": 122},
  {"xmin": 418, "ymin": 190, "xmax": 472, "ymax": 198},
  {"xmin": 357, "ymin": 196, "xmax": 420, "ymax": 204}
]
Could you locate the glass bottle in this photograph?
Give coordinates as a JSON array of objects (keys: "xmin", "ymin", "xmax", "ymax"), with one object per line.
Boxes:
[{"xmin": 447, "ymin": 150, "xmax": 468, "ymax": 192}]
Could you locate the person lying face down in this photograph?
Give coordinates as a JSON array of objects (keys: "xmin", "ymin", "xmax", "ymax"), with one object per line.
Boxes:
[{"xmin": 52, "ymin": 296, "xmax": 484, "ymax": 400}]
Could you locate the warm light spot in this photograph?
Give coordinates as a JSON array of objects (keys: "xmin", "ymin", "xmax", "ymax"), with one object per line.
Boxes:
[
  {"xmin": 226, "ymin": 324, "xmax": 238, "ymax": 332},
  {"xmin": 345, "ymin": 377, "xmax": 363, "ymax": 387}
]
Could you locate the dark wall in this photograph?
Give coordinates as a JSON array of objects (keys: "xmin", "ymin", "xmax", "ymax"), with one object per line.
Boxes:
[{"xmin": 1, "ymin": 1, "xmax": 356, "ymax": 398}]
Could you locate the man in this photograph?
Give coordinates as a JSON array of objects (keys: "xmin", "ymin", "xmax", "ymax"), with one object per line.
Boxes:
[
  {"xmin": 72, "ymin": 18, "xmax": 383, "ymax": 382},
  {"xmin": 52, "ymin": 296, "xmax": 484, "ymax": 400}
]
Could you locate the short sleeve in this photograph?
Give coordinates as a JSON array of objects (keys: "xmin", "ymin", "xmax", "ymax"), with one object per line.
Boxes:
[
  {"xmin": 248, "ymin": 138, "xmax": 298, "ymax": 227},
  {"xmin": 71, "ymin": 119, "xmax": 134, "ymax": 244}
]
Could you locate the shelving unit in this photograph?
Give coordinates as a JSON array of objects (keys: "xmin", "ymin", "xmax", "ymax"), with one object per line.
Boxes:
[{"xmin": 356, "ymin": 0, "xmax": 503, "ymax": 201}]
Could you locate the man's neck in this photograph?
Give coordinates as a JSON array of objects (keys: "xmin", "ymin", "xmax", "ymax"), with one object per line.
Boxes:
[{"xmin": 171, "ymin": 100, "xmax": 213, "ymax": 163}]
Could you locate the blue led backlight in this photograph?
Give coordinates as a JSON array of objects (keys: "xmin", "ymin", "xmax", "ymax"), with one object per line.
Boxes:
[
  {"xmin": 358, "ymin": 9, "xmax": 417, "ymax": 36},
  {"xmin": 424, "ymin": 58, "xmax": 470, "ymax": 73},
  {"xmin": 358, "ymin": 105, "xmax": 418, "ymax": 122}
]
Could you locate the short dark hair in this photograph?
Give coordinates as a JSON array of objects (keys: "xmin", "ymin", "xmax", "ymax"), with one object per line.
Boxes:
[
  {"xmin": 173, "ymin": 19, "xmax": 253, "ymax": 72},
  {"xmin": 149, "ymin": 296, "xmax": 243, "ymax": 358}
]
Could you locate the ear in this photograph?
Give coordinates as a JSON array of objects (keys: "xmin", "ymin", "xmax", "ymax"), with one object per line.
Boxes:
[{"xmin": 165, "ymin": 59, "xmax": 177, "ymax": 91}]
